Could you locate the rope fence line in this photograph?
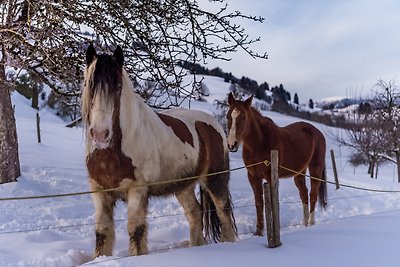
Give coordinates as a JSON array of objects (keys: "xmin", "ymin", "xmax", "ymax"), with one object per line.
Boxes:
[
  {"xmin": 0, "ymin": 189, "xmax": 395, "ymax": 235},
  {"xmin": 0, "ymin": 157, "xmax": 400, "ymax": 236},
  {"xmin": 0, "ymin": 204, "xmax": 256, "ymax": 235},
  {"xmin": 0, "ymin": 161, "xmax": 267, "ymax": 202},
  {"xmin": 2, "ymin": 157, "xmax": 400, "ymax": 202},
  {"xmin": 262, "ymin": 159, "xmax": 400, "ymax": 193}
]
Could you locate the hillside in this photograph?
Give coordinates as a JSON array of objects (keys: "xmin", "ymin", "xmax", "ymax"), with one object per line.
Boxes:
[{"xmin": 0, "ymin": 76, "xmax": 400, "ymax": 266}]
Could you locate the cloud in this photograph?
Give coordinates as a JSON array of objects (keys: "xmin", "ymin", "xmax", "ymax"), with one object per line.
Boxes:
[{"xmin": 207, "ymin": 0, "xmax": 400, "ymax": 102}]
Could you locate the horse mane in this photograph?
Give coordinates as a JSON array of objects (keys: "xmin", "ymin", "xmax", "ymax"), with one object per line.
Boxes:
[{"xmin": 248, "ymin": 106, "xmax": 277, "ymax": 128}]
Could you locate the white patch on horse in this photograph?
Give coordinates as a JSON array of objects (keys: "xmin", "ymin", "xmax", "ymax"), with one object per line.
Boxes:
[
  {"xmin": 89, "ymin": 91, "xmax": 114, "ymax": 148},
  {"xmin": 118, "ymin": 70, "xmax": 201, "ymax": 185},
  {"xmin": 227, "ymin": 108, "xmax": 240, "ymax": 148}
]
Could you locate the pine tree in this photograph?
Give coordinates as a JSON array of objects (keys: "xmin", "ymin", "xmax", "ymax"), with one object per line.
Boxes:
[
  {"xmin": 294, "ymin": 93, "xmax": 299, "ymax": 105},
  {"xmin": 309, "ymin": 99, "xmax": 314, "ymax": 109}
]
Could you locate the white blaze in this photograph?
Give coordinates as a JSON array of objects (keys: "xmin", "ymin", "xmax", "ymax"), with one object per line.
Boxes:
[
  {"xmin": 89, "ymin": 91, "xmax": 114, "ymax": 148},
  {"xmin": 227, "ymin": 109, "xmax": 240, "ymax": 147}
]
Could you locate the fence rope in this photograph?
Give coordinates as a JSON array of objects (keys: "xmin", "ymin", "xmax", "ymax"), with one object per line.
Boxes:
[
  {"xmin": 1, "ymin": 190, "xmax": 396, "ymax": 235},
  {"xmin": 263, "ymin": 159, "xmax": 400, "ymax": 193},
  {"xmin": 0, "ymin": 161, "xmax": 268, "ymax": 201},
  {"xmin": 2, "ymin": 157, "xmax": 400, "ymax": 201}
]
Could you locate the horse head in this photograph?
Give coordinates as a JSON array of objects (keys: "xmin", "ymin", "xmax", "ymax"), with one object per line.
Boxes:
[
  {"xmin": 82, "ymin": 44, "xmax": 124, "ymax": 150},
  {"xmin": 226, "ymin": 92, "xmax": 253, "ymax": 152}
]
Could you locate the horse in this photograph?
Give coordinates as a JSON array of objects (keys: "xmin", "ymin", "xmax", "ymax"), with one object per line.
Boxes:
[
  {"xmin": 226, "ymin": 93, "xmax": 327, "ymax": 236},
  {"xmin": 81, "ymin": 44, "xmax": 237, "ymax": 258}
]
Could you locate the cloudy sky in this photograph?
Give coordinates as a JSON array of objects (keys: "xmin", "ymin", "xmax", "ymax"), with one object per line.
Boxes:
[{"xmin": 206, "ymin": 0, "xmax": 400, "ymax": 103}]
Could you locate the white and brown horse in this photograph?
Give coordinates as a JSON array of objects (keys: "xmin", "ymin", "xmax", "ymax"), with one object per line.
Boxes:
[
  {"xmin": 227, "ymin": 93, "xmax": 327, "ymax": 236},
  {"xmin": 81, "ymin": 45, "xmax": 236, "ymax": 258}
]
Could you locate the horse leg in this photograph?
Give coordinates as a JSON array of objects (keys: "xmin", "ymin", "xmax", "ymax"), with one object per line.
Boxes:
[
  {"xmin": 248, "ymin": 172, "xmax": 264, "ymax": 236},
  {"xmin": 294, "ymin": 173, "xmax": 309, "ymax": 226},
  {"xmin": 91, "ymin": 180, "xmax": 116, "ymax": 258},
  {"xmin": 308, "ymin": 165, "xmax": 323, "ymax": 225},
  {"xmin": 127, "ymin": 187, "xmax": 149, "ymax": 256},
  {"xmin": 175, "ymin": 185, "xmax": 205, "ymax": 246},
  {"xmin": 203, "ymin": 174, "xmax": 236, "ymax": 242}
]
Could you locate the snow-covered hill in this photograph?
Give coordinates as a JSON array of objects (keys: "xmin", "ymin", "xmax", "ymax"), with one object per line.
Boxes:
[{"xmin": 1, "ymin": 76, "xmax": 400, "ymax": 267}]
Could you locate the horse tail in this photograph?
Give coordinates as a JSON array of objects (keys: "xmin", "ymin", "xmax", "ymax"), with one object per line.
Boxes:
[
  {"xmin": 200, "ymin": 153, "xmax": 237, "ymax": 242},
  {"xmin": 200, "ymin": 186, "xmax": 221, "ymax": 242},
  {"xmin": 318, "ymin": 165, "xmax": 328, "ymax": 210}
]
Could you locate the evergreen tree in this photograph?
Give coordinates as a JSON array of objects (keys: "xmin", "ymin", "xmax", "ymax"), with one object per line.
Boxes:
[
  {"xmin": 294, "ymin": 93, "xmax": 299, "ymax": 105},
  {"xmin": 309, "ymin": 99, "xmax": 314, "ymax": 109}
]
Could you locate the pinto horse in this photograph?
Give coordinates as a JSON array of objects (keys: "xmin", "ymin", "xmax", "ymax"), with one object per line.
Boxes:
[
  {"xmin": 82, "ymin": 45, "xmax": 236, "ymax": 257},
  {"xmin": 226, "ymin": 93, "xmax": 327, "ymax": 236}
]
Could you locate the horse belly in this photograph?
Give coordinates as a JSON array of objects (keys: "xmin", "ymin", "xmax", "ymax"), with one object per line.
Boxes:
[{"xmin": 148, "ymin": 176, "xmax": 198, "ymax": 196}]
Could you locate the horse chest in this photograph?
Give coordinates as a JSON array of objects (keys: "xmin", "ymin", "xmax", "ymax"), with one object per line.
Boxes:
[{"xmin": 86, "ymin": 149, "xmax": 136, "ymax": 189}]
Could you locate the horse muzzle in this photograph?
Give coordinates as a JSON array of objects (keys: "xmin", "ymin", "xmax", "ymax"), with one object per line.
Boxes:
[
  {"xmin": 93, "ymin": 140, "xmax": 110, "ymax": 150},
  {"xmin": 228, "ymin": 141, "xmax": 239, "ymax": 152},
  {"xmin": 90, "ymin": 128, "xmax": 112, "ymax": 150}
]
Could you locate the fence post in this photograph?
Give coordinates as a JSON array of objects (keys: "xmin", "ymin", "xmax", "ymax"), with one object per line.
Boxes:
[
  {"xmin": 263, "ymin": 182, "xmax": 274, "ymax": 247},
  {"xmin": 330, "ymin": 149, "xmax": 339, "ymax": 190},
  {"xmin": 36, "ymin": 112, "xmax": 41, "ymax": 144},
  {"xmin": 264, "ymin": 150, "xmax": 281, "ymax": 248}
]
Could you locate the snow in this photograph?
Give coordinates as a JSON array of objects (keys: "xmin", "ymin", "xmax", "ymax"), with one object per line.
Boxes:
[{"xmin": 1, "ymin": 77, "xmax": 400, "ymax": 267}]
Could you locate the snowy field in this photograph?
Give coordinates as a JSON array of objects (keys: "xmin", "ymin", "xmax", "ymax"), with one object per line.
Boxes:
[{"xmin": 1, "ymin": 76, "xmax": 400, "ymax": 266}]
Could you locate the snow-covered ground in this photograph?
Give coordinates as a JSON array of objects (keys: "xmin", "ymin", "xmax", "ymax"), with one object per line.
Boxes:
[{"xmin": 1, "ymin": 77, "xmax": 400, "ymax": 267}]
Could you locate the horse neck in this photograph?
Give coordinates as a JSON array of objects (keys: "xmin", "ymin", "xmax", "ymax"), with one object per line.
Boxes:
[
  {"xmin": 243, "ymin": 108, "xmax": 277, "ymax": 148},
  {"xmin": 119, "ymin": 71, "xmax": 170, "ymax": 143}
]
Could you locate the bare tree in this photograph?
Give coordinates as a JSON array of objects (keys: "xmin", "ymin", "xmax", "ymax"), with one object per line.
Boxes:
[
  {"xmin": 372, "ymin": 80, "xmax": 400, "ymax": 182},
  {"xmin": 331, "ymin": 79, "xmax": 400, "ymax": 180},
  {"xmin": 0, "ymin": 0, "xmax": 267, "ymax": 183}
]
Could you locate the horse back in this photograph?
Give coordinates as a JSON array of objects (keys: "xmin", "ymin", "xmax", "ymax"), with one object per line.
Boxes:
[{"xmin": 277, "ymin": 121, "xmax": 326, "ymax": 172}]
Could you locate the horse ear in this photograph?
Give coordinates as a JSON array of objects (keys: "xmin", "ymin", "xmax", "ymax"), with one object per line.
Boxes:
[
  {"xmin": 113, "ymin": 45, "xmax": 124, "ymax": 67},
  {"xmin": 86, "ymin": 44, "xmax": 96, "ymax": 65},
  {"xmin": 228, "ymin": 92, "xmax": 235, "ymax": 106},
  {"xmin": 244, "ymin": 94, "xmax": 253, "ymax": 108}
]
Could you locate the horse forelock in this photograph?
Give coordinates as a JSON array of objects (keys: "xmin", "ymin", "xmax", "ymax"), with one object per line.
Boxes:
[
  {"xmin": 82, "ymin": 54, "xmax": 123, "ymax": 129},
  {"xmin": 91, "ymin": 55, "xmax": 122, "ymax": 96}
]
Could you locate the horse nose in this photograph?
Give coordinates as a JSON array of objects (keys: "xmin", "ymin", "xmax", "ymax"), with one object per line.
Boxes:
[
  {"xmin": 90, "ymin": 128, "xmax": 110, "ymax": 143},
  {"xmin": 228, "ymin": 141, "xmax": 238, "ymax": 152}
]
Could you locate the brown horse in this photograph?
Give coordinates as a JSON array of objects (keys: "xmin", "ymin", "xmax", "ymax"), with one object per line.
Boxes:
[
  {"xmin": 226, "ymin": 93, "xmax": 327, "ymax": 236},
  {"xmin": 82, "ymin": 45, "xmax": 236, "ymax": 258}
]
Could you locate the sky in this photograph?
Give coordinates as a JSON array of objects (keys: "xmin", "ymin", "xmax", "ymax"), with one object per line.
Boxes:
[{"xmin": 206, "ymin": 0, "xmax": 400, "ymax": 103}]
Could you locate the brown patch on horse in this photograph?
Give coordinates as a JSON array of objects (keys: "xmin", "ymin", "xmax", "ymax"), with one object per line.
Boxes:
[
  {"xmin": 195, "ymin": 121, "xmax": 235, "ymax": 242},
  {"xmin": 157, "ymin": 113, "xmax": 194, "ymax": 147},
  {"xmin": 87, "ymin": 148, "xmax": 136, "ymax": 189},
  {"xmin": 194, "ymin": 121, "xmax": 224, "ymax": 174},
  {"xmin": 87, "ymin": 90, "xmax": 136, "ymax": 189}
]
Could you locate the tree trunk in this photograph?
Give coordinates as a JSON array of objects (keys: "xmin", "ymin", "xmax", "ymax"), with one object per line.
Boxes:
[
  {"xmin": 369, "ymin": 159, "xmax": 375, "ymax": 179},
  {"xmin": 0, "ymin": 67, "xmax": 21, "ymax": 183},
  {"xmin": 31, "ymin": 85, "xmax": 39, "ymax": 110},
  {"xmin": 367, "ymin": 160, "xmax": 372, "ymax": 175}
]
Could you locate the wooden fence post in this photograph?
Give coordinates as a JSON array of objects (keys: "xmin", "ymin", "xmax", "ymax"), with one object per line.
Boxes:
[
  {"xmin": 36, "ymin": 112, "xmax": 41, "ymax": 144},
  {"xmin": 264, "ymin": 150, "xmax": 281, "ymax": 248},
  {"xmin": 263, "ymin": 182, "xmax": 274, "ymax": 247},
  {"xmin": 330, "ymin": 149, "xmax": 339, "ymax": 190}
]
